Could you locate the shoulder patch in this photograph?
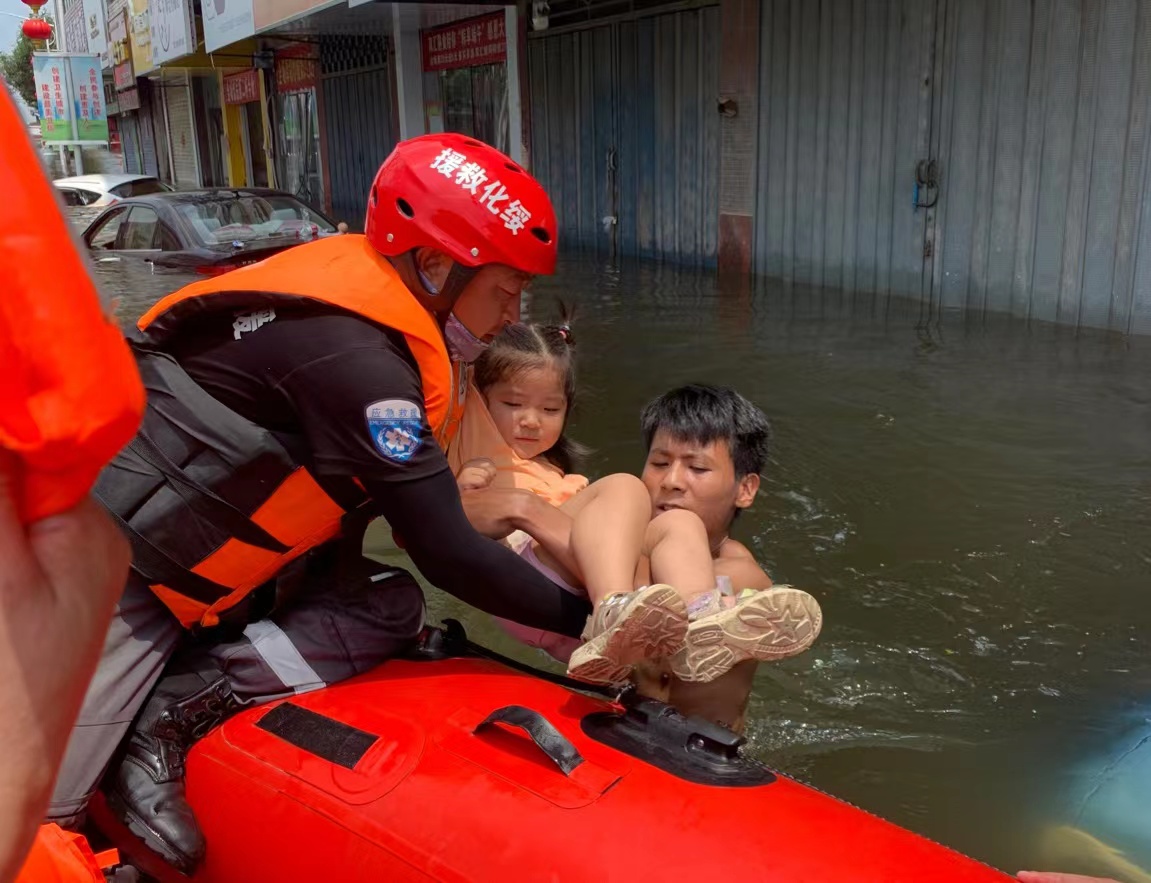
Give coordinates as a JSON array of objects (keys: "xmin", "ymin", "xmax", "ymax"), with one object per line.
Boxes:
[{"xmin": 366, "ymin": 399, "xmax": 424, "ymax": 462}]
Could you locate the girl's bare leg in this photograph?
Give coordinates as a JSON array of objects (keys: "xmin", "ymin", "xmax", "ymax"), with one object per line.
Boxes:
[
  {"xmin": 534, "ymin": 473, "xmax": 652, "ymax": 604},
  {"xmin": 642, "ymin": 509, "xmax": 717, "ymax": 604}
]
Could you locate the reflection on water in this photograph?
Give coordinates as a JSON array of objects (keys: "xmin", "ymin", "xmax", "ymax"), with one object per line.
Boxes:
[{"xmin": 96, "ymin": 250, "xmax": 1151, "ymax": 879}]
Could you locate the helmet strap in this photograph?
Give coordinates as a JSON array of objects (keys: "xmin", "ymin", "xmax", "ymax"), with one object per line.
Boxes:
[
  {"xmin": 402, "ymin": 252, "xmax": 480, "ymax": 324},
  {"xmin": 441, "ymin": 261, "xmax": 480, "ymax": 308}
]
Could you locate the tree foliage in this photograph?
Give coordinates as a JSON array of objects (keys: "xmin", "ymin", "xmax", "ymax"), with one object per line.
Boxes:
[{"xmin": 1, "ymin": 20, "xmax": 53, "ymax": 111}]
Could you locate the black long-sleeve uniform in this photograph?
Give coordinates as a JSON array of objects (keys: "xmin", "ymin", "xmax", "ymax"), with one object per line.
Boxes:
[{"xmin": 169, "ymin": 304, "xmax": 589, "ymax": 638}]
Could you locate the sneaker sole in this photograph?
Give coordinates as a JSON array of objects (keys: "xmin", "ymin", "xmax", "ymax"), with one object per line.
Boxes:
[
  {"xmin": 106, "ymin": 788, "xmax": 199, "ymax": 875},
  {"xmin": 671, "ymin": 586, "xmax": 822, "ymax": 683},
  {"xmin": 567, "ymin": 585, "xmax": 688, "ymax": 684}
]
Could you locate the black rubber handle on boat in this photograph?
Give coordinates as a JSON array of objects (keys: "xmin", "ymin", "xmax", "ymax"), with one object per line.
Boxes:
[{"xmin": 475, "ymin": 705, "xmax": 586, "ymax": 776}]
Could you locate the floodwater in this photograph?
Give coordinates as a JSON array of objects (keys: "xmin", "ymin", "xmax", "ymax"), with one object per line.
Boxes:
[{"xmin": 95, "ymin": 247, "xmax": 1151, "ymax": 880}]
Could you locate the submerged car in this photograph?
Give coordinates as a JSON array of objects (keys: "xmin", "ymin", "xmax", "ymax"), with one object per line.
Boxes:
[
  {"xmin": 81, "ymin": 188, "xmax": 341, "ymax": 274},
  {"xmin": 54, "ymin": 173, "xmax": 173, "ymax": 206}
]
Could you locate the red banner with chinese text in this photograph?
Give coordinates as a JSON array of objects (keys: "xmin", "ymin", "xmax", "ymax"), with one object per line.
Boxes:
[
  {"xmin": 421, "ymin": 13, "xmax": 506, "ymax": 72},
  {"xmin": 223, "ymin": 70, "xmax": 260, "ymax": 105},
  {"xmin": 275, "ymin": 45, "xmax": 318, "ymax": 94}
]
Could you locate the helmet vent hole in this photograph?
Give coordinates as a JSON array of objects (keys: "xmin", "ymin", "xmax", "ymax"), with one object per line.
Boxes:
[
  {"xmin": 462, "ymin": 139, "xmax": 483, "ymax": 148},
  {"xmin": 504, "ymin": 162, "xmax": 522, "ymax": 174},
  {"xmin": 396, "ymin": 198, "xmax": 415, "ymax": 219},
  {"xmin": 530, "ymin": 227, "xmax": 552, "ymax": 244}
]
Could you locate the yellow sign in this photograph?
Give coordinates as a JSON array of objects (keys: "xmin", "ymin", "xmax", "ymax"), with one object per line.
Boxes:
[{"xmin": 128, "ymin": 0, "xmax": 153, "ymax": 75}]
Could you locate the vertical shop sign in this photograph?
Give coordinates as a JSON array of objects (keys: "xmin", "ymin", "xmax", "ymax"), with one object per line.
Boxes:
[
  {"xmin": 129, "ymin": 0, "xmax": 154, "ymax": 75},
  {"xmin": 82, "ymin": 0, "xmax": 109, "ymax": 64}
]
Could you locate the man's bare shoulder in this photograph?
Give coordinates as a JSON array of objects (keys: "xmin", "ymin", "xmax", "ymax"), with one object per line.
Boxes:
[
  {"xmin": 715, "ymin": 538, "xmax": 772, "ymax": 589},
  {"xmin": 717, "ymin": 538, "xmax": 757, "ymax": 561}
]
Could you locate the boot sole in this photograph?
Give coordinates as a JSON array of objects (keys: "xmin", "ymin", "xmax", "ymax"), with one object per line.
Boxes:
[
  {"xmin": 671, "ymin": 586, "xmax": 823, "ymax": 683},
  {"xmin": 567, "ymin": 585, "xmax": 688, "ymax": 684},
  {"xmin": 106, "ymin": 787, "xmax": 200, "ymax": 876}
]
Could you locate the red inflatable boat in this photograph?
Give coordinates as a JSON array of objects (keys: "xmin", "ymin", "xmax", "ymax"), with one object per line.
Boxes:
[{"xmin": 87, "ymin": 624, "xmax": 1014, "ymax": 882}]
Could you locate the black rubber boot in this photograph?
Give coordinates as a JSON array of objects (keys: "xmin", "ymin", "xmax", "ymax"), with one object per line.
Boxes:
[{"xmin": 105, "ymin": 673, "xmax": 239, "ymax": 875}]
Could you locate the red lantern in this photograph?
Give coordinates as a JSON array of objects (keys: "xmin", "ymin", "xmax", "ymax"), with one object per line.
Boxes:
[
  {"xmin": 22, "ymin": 17, "xmax": 52, "ymax": 41},
  {"xmin": 20, "ymin": 0, "xmax": 44, "ymax": 11}
]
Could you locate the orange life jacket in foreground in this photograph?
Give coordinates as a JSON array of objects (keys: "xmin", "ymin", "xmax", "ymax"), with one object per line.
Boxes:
[
  {"xmin": 0, "ymin": 90, "xmax": 144, "ymax": 524},
  {"xmin": 13, "ymin": 824, "xmax": 116, "ymax": 883},
  {"xmin": 98, "ymin": 235, "xmax": 459, "ymax": 628}
]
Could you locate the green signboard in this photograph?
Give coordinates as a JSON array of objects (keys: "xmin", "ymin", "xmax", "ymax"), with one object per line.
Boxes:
[{"xmin": 31, "ymin": 53, "xmax": 109, "ymax": 145}]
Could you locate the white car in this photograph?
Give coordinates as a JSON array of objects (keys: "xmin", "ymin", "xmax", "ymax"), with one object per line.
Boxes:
[{"xmin": 54, "ymin": 174, "xmax": 173, "ymax": 207}]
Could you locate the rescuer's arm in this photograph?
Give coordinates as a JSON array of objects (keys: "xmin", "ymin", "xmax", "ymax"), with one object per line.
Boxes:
[
  {"xmin": 367, "ymin": 470, "xmax": 590, "ymax": 637},
  {"xmin": 0, "ymin": 453, "xmax": 129, "ymax": 881},
  {"xmin": 277, "ymin": 343, "xmax": 591, "ymax": 637}
]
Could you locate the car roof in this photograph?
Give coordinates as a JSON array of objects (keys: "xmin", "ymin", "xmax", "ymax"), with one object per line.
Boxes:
[
  {"xmin": 82, "ymin": 189, "xmax": 337, "ymax": 234},
  {"xmin": 107, "ymin": 188, "xmax": 312, "ymax": 203},
  {"xmin": 54, "ymin": 174, "xmax": 159, "ymax": 189}
]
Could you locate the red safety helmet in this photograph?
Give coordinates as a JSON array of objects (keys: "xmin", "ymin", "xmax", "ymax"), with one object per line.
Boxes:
[{"xmin": 365, "ymin": 133, "xmax": 558, "ymax": 277}]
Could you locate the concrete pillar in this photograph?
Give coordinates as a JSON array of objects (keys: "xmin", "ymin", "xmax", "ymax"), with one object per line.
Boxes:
[
  {"xmin": 716, "ymin": 0, "xmax": 760, "ymax": 277},
  {"xmin": 220, "ymin": 71, "xmax": 246, "ymax": 187},
  {"xmin": 392, "ymin": 4, "xmax": 426, "ymax": 140},
  {"xmin": 505, "ymin": 5, "xmax": 524, "ymax": 165}
]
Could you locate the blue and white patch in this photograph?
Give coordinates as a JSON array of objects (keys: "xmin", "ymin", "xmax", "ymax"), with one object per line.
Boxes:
[{"xmin": 366, "ymin": 399, "xmax": 424, "ymax": 462}]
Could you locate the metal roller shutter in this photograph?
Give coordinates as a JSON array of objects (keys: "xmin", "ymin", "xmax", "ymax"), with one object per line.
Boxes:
[{"xmin": 165, "ymin": 72, "xmax": 200, "ymax": 189}]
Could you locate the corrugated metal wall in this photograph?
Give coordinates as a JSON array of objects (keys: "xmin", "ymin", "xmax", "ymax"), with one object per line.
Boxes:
[
  {"xmin": 754, "ymin": 0, "xmax": 1151, "ymax": 333},
  {"xmin": 320, "ymin": 35, "xmax": 395, "ymax": 231},
  {"xmin": 930, "ymin": 0, "xmax": 1151, "ymax": 333},
  {"xmin": 754, "ymin": 0, "xmax": 938, "ymax": 300},
  {"xmin": 528, "ymin": 6, "xmax": 722, "ymax": 265}
]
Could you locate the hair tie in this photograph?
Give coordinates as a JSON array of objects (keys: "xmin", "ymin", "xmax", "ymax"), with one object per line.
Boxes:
[{"xmin": 558, "ymin": 324, "xmax": 572, "ymax": 342}]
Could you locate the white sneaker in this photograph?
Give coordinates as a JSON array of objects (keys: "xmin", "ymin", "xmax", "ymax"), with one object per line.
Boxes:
[
  {"xmin": 566, "ymin": 585, "xmax": 688, "ymax": 685},
  {"xmin": 670, "ymin": 585, "xmax": 822, "ymax": 682}
]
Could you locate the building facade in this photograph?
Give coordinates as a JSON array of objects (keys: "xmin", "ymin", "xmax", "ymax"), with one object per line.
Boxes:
[{"xmin": 60, "ymin": 0, "xmax": 1151, "ymax": 334}]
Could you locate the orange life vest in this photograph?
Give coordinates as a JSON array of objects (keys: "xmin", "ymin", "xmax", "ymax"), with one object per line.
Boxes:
[
  {"xmin": 13, "ymin": 824, "xmax": 116, "ymax": 883},
  {"xmin": 0, "ymin": 90, "xmax": 144, "ymax": 525},
  {"xmin": 99, "ymin": 235, "xmax": 460, "ymax": 628}
]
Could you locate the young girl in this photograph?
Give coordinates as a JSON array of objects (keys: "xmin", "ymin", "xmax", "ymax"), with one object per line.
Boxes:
[{"xmin": 449, "ymin": 321, "xmax": 818, "ymax": 687}]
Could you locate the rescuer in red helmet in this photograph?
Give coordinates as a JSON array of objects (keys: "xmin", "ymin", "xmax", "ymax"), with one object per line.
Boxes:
[{"xmin": 45, "ymin": 135, "xmax": 595, "ymax": 874}]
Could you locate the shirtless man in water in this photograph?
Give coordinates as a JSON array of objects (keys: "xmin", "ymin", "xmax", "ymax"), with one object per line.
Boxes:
[{"xmin": 627, "ymin": 384, "xmax": 797, "ymax": 732}]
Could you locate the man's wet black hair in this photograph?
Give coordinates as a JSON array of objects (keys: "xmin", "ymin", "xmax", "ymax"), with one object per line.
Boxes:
[{"xmin": 640, "ymin": 384, "xmax": 771, "ymax": 478}]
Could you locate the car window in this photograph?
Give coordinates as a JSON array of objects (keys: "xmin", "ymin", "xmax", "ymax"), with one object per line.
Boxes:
[
  {"xmin": 112, "ymin": 179, "xmax": 172, "ymax": 198},
  {"xmin": 57, "ymin": 188, "xmax": 84, "ymax": 207},
  {"xmin": 87, "ymin": 208, "xmax": 128, "ymax": 249},
  {"xmin": 120, "ymin": 206, "xmax": 160, "ymax": 250},
  {"xmin": 173, "ymin": 194, "xmax": 337, "ymax": 247},
  {"xmin": 159, "ymin": 224, "xmax": 181, "ymax": 251}
]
